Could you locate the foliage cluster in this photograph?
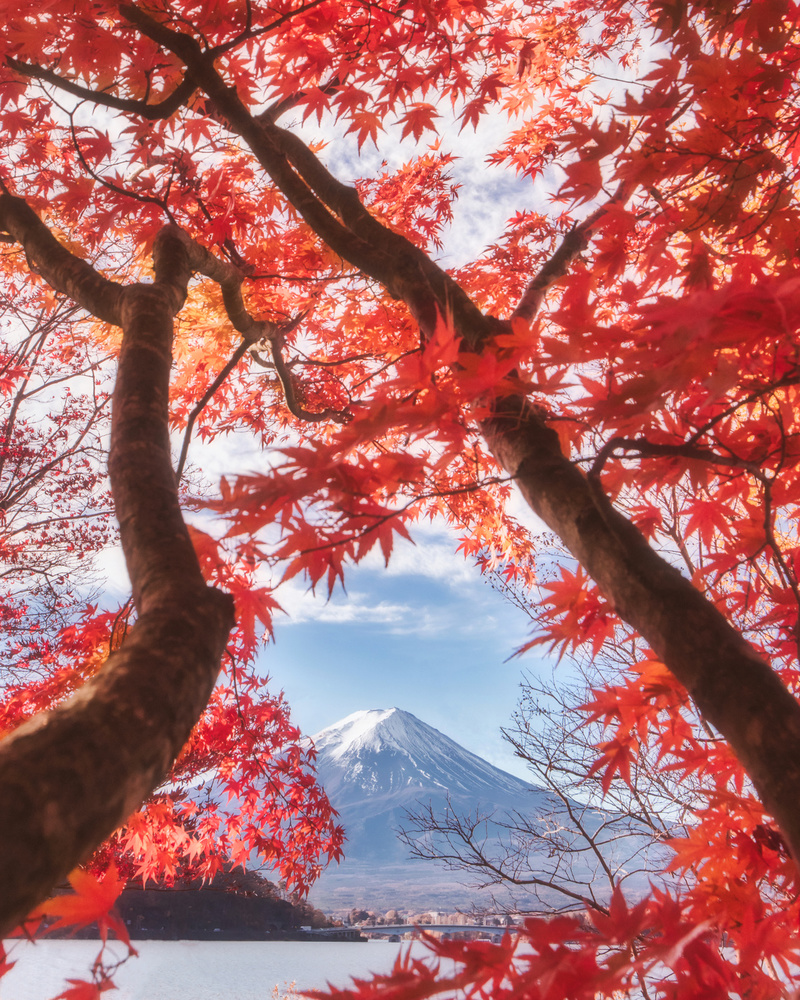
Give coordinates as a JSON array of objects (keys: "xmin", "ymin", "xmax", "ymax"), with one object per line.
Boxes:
[{"xmin": 2, "ymin": 0, "xmax": 800, "ymax": 997}]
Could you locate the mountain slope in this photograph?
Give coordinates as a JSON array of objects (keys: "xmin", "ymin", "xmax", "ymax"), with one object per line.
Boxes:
[
  {"xmin": 305, "ymin": 708, "xmax": 666, "ymax": 913},
  {"xmin": 311, "ymin": 708, "xmax": 536, "ymax": 807},
  {"xmin": 307, "ymin": 708, "xmax": 537, "ymax": 910}
]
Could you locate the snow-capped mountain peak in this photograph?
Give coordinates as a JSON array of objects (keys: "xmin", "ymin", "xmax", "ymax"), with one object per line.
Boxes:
[
  {"xmin": 305, "ymin": 708, "xmax": 666, "ymax": 913},
  {"xmin": 311, "ymin": 707, "xmax": 534, "ymax": 805},
  {"xmin": 312, "ymin": 708, "xmax": 411, "ymax": 758}
]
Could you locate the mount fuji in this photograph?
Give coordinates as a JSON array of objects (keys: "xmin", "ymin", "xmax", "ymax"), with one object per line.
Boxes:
[
  {"xmin": 303, "ymin": 709, "xmax": 666, "ymax": 913},
  {"xmin": 311, "ymin": 707, "xmax": 535, "ymax": 811}
]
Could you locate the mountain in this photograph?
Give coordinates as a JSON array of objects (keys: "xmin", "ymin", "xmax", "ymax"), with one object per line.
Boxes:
[
  {"xmin": 304, "ymin": 709, "xmax": 667, "ymax": 914},
  {"xmin": 311, "ymin": 707, "xmax": 535, "ymax": 811}
]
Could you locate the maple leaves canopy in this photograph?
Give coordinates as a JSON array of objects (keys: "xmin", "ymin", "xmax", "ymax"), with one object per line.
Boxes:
[{"xmin": 3, "ymin": 0, "xmax": 800, "ymax": 994}]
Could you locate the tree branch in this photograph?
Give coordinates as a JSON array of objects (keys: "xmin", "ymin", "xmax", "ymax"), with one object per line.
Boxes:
[
  {"xmin": 165, "ymin": 226, "xmax": 348, "ymax": 428},
  {"xmin": 589, "ymin": 435, "xmax": 763, "ymax": 477},
  {"xmin": 5, "ymin": 57, "xmax": 195, "ymax": 119},
  {"xmin": 267, "ymin": 322, "xmax": 349, "ymax": 425},
  {"xmin": 0, "ymin": 194, "xmax": 123, "ymax": 324},
  {"xmin": 165, "ymin": 225, "xmax": 275, "ymax": 344},
  {"xmin": 118, "ymin": 2, "xmax": 492, "ymax": 347},
  {"xmin": 0, "ymin": 202, "xmax": 235, "ymax": 935},
  {"xmin": 176, "ymin": 339, "xmax": 250, "ymax": 482},
  {"xmin": 480, "ymin": 397, "xmax": 800, "ymax": 868},
  {"xmin": 511, "ymin": 184, "xmax": 632, "ymax": 324}
]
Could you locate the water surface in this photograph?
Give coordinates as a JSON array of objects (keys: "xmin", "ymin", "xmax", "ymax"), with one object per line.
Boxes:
[{"xmin": 1, "ymin": 939, "xmax": 439, "ymax": 1000}]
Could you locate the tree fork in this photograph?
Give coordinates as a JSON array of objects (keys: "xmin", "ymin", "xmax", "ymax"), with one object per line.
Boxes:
[{"xmin": 0, "ymin": 201, "xmax": 235, "ymax": 935}]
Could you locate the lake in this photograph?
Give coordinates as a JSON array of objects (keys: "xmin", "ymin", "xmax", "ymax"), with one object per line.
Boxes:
[{"xmin": 1, "ymin": 939, "xmax": 440, "ymax": 999}]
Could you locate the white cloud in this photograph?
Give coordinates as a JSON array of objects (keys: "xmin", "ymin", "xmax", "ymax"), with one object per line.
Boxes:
[
  {"xmin": 298, "ymin": 104, "xmax": 544, "ymax": 271},
  {"xmin": 275, "ymin": 565, "xmax": 505, "ymax": 639},
  {"xmin": 94, "ymin": 542, "xmax": 131, "ymax": 604},
  {"xmin": 358, "ymin": 527, "xmax": 478, "ymax": 586},
  {"xmin": 383, "ymin": 607, "xmax": 503, "ymax": 639},
  {"xmin": 280, "ymin": 587, "xmax": 410, "ymax": 626}
]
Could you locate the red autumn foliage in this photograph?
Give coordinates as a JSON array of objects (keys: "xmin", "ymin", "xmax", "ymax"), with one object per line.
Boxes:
[{"xmin": 2, "ymin": 0, "xmax": 800, "ymax": 996}]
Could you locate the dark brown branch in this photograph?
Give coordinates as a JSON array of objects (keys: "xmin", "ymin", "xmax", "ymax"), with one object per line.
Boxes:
[
  {"xmin": 207, "ymin": 0, "xmax": 331, "ymax": 57},
  {"xmin": 289, "ymin": 474, "xmax": 514, "ymax": 560},
  {"xmin": 0, "ymin": 202, "xmax": 234, "ymax": 936},
  {"xmin": 118, "ymin": 2, "xmax": 492, "ymax": 347},
  {"xmin": 511, "ymin": 220, "xmax": 597, "ymax": 324},
  {"xmin": 480, "ymin": 397, "xmax": 800, "ymax": 869},
  {"xmin": 69, "ymin": 118, "xmax": 174, "ymax": 218},
  {"xmin": 166, "ymin": 225, "xmax": 274, "ymax": 343},
  {"xmin": 292, "ymin": 350, "xmax": 375, "ymax": 368},
  {"xmin": 268, "ymin": 325, "xmax": 348, "ymax": 425},
  {"xmin": 176, "ymin": 339, "xmax": 250, "ymax": 482},
  {"xmin": 590, "ymin": 435, "xmax": 763, "ymax": 477},
  {"xmin": 0, "ymin": 194, "xmax": 123, "ymax": 324},
  {"xmin": 511, "ymin": 185, "xmax": 631, "ymax": 324},
  {"xmin": 165, "ymin": 226, "xmax": 347, "ymax": 424},
  {"xmin": 259, "ymin": 76, "xmax": 338, "ymax": 124},
  {"xmin": 6, "ymin": 57, "xmax": 195, "ymax": 119}
]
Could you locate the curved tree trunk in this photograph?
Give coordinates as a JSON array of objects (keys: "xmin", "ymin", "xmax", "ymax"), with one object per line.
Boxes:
[
  {"xmin": 479, "ymin": 399, "xmax": 800, "ymax": 862},
  {"xmin": 0, "ymin": 200, "xmax": 235, "ymax": 935}
]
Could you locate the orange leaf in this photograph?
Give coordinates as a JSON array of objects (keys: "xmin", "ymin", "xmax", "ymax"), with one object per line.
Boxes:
[{"xmin": 32, "ymin": 864, "xmax": 127, "ymax": 943}]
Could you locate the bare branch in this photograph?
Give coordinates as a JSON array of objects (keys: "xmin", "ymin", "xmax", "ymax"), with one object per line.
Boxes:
[
  {"xmin": 176, "ymin": 339, "xmax": 250, "ymax": 482},
  {"xmin": 589, "ymin": 435, "xmax": 764, "ymax": 478},
  {"xmin": 511, "ymin": 184, "xmax": 632, "ymax": 324}
]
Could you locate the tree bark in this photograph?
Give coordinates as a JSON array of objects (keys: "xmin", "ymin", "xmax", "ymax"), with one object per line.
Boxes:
[
  {"xmin": 0, "ymin": 199, "xmax": 235, "ymax": 935},
  {"xmin": 479, "ymin": 398, "xmax": 800, "ymax": 862}
]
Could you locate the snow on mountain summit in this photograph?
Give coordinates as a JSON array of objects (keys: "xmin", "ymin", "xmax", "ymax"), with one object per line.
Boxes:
[
  {"xmin": 312, "ymin": 708, "xmax": 414, "ymax": 757},
  {"xmin": 311, "ymin": 707, "xmax": 534, "ymax": 806},
  {"xmin": 307, "ymin": 708, "xmax": 668, "ymax": 912}
]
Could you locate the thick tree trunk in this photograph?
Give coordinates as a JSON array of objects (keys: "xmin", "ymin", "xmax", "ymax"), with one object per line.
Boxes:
[
  {"xmin": 480, "ymin": 398, "xmax": 800, "ymax": 861},
  {"xmin": 0, "ymin": 201, "xmax": 234, "ymax": 935}
]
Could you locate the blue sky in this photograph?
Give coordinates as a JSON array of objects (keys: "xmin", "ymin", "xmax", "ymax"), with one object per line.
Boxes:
[
  {"xmin": 254, "ymin": 111, "xmax": 559, "ymax": 777},
  {"xmin": 261, "ymin": 521, "xmax": 552, "ymax": 781}
]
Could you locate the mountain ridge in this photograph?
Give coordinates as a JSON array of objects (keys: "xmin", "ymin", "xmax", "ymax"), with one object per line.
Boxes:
[
  {"xmin": 311, "ymin": 707, "xmax": 536, "ymax": 805},
  {"xmin": 304, "ymin": 707, "xmax": 561, "ymax": 912}
]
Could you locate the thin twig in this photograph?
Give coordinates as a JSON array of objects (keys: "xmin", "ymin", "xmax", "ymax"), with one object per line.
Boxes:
[
  {"xmin": 6, "ymin": 57, "xmax": 195, "ymax": 119},
  {"xmin": 267, "ymin": 325, "xmax": 349, "ymax": 425},
  {"xmin": 511, "ymin": 183, "xmax": 632, "ymax": 324},
  {"xmin": 589, "ymin": 435, "xmax": 763, "ymax": 478},
  {"xmin": 176, "ymin": 340, "xmax": 250, "ymax": 482}
]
